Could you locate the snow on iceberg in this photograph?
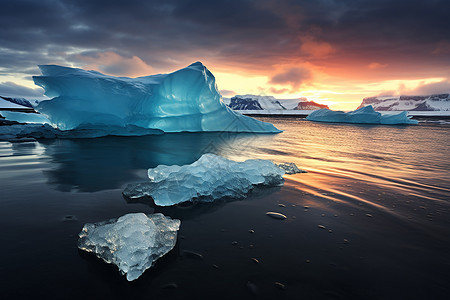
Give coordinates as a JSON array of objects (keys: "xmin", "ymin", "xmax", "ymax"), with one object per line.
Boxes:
[
  {"xmin": 78, "ymin": 213, "xmax": 180, "ymax": 281},
  {"xmin": 32, "ymin": 62, "xmax": 280, "ymax": 133},
  {"xmin": 306, "ymin": 105, "xmax": 418, "ymax": 125},
  {"xmin": 123, "ymin": 153, "xmax": 285, "ymax": 206}
]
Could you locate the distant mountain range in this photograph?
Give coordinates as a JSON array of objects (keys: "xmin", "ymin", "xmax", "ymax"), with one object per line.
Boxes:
[
  {"xmin": 224, "ymin": 95, "xmax": 329, "ymax": 110},
  {"xmin": 0, "ymin": 96, "xmax": 34, "ymax": 108},
  {"xmin": 358, "ymin": 94, "xmax": 450, "ymax": 111}
]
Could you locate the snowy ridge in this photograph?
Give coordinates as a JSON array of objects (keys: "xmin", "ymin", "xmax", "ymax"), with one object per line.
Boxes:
[
  {"xmin": 358, "ymin": 94, "xmax": 450, "ymax": 111},
  {"xmin": 225, "ymin": 94, "xmax": 324, "ymax": 110},
  {"xmin": 0, "ymin": 96, "xmax": 34, "ymax": 108}
]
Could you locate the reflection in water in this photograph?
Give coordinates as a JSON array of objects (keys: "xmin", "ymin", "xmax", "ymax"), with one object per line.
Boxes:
[
  {"xmin": 2, "ymin": 119, "xmax": 450, "ymax": 299},
  {"xmin": 32, "ymin": 132, "xmax": 276, "ymax": 192},
  {"xmin": 124, "ymin": 185, "xmax": 282, "ymax": 221}
]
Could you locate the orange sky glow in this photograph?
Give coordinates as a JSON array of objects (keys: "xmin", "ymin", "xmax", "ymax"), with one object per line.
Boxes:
[{"xmin": 1, "ymin": 1, "xmax": 450, "ymax": 111}]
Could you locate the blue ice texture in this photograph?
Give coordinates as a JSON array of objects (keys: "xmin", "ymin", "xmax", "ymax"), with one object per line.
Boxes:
[
  {"xmin": 28, "ymin": 62, "xmax": 280, "ymax": 133},
  {"xmin": 78, "ymin": 213, "xmax": 180, "ymax": 281},
  {"xmin": 306, "ymin": 105, "xmax": 418, "ymax": 125},
  {"xmin": 0, "ymin": 110, "xmax": 50, "ymax": 124},
  {"xmin": 123, "ymin": 153, "xmax": 286, "ymax": 206}
]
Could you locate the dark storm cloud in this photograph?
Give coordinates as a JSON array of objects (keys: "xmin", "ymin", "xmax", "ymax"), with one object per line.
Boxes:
[
  {"xmin": 1, "ymin": 0, "xmax": 450, "ymax": 78},
  {"xmin": 270, "ymin": 67, "xmax": 312, "ymax": 89}
]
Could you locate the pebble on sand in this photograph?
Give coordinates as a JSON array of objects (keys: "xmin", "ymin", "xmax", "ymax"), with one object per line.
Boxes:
[{"xmin": 265, "ymin": 212, "xmax": 287, "ymax": 220}]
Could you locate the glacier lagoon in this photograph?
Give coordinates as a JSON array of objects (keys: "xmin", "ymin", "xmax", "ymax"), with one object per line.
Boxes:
[{"xmin": 0, "ymin": 118, "xmax": 449, "ymax": 299}]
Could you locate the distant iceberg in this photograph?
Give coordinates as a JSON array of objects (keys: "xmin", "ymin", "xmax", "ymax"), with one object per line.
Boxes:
[
  {"xmin": 29, "ymin": 62, "xmax": 280, "ymax": 133},
  {"xmin": 306, "ymin": 105, "xmax": 418, "ymax": 125},
  {"xmin": 78, "ymin": 213, "xmax": 180, "ymax": 281},
  {"xmin": 123, "ymin": 153, "xmax": 285, "ymax": 206}
]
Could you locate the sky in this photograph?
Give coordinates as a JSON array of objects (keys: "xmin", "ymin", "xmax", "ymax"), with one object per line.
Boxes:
[{"xmin": 1, "ymin": 0, "xmax": 450, "ymax": 110}]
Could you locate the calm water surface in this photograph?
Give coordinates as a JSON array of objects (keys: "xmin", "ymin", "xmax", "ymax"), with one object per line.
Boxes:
[{"xmin": 0, "ymin": 118, "xmax": 449, "ymax": 299}]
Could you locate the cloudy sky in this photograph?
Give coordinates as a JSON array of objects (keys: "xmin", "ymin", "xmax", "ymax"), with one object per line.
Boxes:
[{"xmin": 1, "ymin": 0, "xmax": 450, "ymax": 109}]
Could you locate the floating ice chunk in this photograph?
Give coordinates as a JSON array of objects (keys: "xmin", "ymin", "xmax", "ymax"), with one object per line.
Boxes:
[
  {"xmin": 78, "ymin": 213, "xmax": 180, "ymax": 281},
  {"xmin": 0, "ymin": 123, "xmax": 162, "ymax": 141},
  {"xmin": 123, "ymin": 153, "xmax": 285, "ymax": 206},
  {"xmin": 32, "ymin": 62, "xmax": 280, "ymax": 133},
  {"xmin": 276, "ymin": 162, "xmax": 307, "ymax": 174},
  {"xmin": 0, "ymin": 111, "xmax": 51, "ymax": 124},
  {"xmin": 307, "ymin": 105, "xmax": 418, "ymax": 125}
]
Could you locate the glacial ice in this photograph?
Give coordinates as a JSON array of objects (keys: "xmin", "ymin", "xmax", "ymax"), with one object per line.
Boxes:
[
  {"xmin": 123, "ymin": 153, "xmax": 285, "ymax": 206},
  {"xmin": 0, "ymin": 111, "xmax": 51, "ymax": 124},
  {"xmin": 31, "ymin": 62, "xmax": 280, "ymax": 133},
  {"xmin": 0, "ymin": 123, "xmax": 163, "ymax": 141},
  {"xmin": 306, "ymin": 105, "xmax": 418, "ymax": 125},
  {"xmin": 78, "ymin": 213, "xmax": 180, "ymax": 281}
]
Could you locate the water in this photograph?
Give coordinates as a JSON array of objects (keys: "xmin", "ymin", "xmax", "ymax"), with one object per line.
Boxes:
[{"xmin": 1, "ymin": 118, "xmax": 449, "ymax": 299}]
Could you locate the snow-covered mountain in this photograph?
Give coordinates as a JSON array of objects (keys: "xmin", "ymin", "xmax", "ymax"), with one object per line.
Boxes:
[
  {"xmin": 225, "ymin": 94, "xmax": 327, "ymax": 110},
  {"xmin": 294, "ymin": 100, "xmax": 329, "ymax": 110},
  {"xmin": 0, "ymin": 96, "xmax": 34, "ymax": 108},
  {"xmin": 358, "ymin": 94, "xmax": 450, "ymax": 111}
]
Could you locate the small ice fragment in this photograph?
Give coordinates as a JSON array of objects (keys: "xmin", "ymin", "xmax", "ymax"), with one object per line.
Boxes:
[
  {"xmin": 265, "ymin": 212, "xmax": 287, "ymax": 220},
  {"xmin": 276, "ymin": 162, "xmax": 307, "ymax": 174},
  {"xmin": 78, "ymin": 213, "xmax": 180, "ymax": 281}
]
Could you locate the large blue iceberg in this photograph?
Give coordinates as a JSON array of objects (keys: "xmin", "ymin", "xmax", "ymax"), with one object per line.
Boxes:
[
  {"xmin": 29, "ymin": 62, "xmax": 280, "ymax": 133},
  {"xmin": 306, "ymin": 105, "xmax": 418, "ymax": 125}
]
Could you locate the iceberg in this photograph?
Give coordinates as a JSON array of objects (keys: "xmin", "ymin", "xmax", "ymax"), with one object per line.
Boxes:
[
  {"xmin": 123, "ymin": 153, "xmax": 285, "ymax": 206},
  {"xmin": 306, "ymin": 105, "xmax": 418, "ymax": 125},
  {"xmin": 78, "ymin": 213, "xmax": 180, "ymax": 281},
  {"xmin": 31, "ymin": 62, "xmax": 280, "ymax": 133}
]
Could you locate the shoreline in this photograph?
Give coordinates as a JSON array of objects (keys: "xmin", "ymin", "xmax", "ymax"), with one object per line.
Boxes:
[
  {"xmin": 2, "ymin": 107, "xmax": 450, "ymax": 120},
  {"xmin": 236, "ymin": 109, "xmax": 450, "ymax": 119}
]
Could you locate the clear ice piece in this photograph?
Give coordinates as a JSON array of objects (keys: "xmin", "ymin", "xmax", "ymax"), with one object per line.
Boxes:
[
  {"xmin": 123, "ymin": 153, "xmax": 285, "ymax": 206},
  {"xmin": 78, "ymin": 213, "xmax": 180, "ymax": 281}
]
